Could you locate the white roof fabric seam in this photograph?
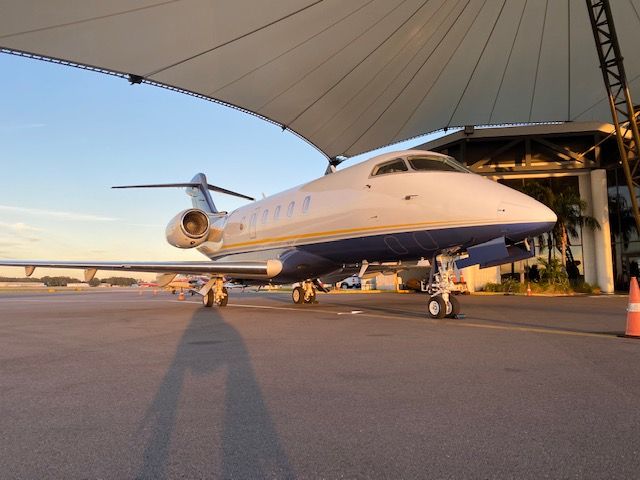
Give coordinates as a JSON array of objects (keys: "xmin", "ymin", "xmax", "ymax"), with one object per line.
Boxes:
[
  {"xmin": 339, "ymin": 0, "xmax": 474, "ymax": 156},
  {"xmin": 446, "ymin": 0, "xmax": 507, "ymax": 129},
  {"xmin": 145, "ymin": 0, "xmax": 324, "ymax": 78},
  {"xmin": 286, "ymin": 0, "xmax": 431, "ymax": 129},
  {"xmin": 254, "ymin": 0, "xmax": 410, "ymax": 118}
]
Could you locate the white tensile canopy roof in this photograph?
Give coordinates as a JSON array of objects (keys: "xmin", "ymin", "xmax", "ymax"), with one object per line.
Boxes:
[{"xmin": 2, "ymin": 0, "xmax": 640, "ymax": 158}]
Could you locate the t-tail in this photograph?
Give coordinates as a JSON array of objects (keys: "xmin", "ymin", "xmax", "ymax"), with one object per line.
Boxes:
[{"xmin": 112, "ymin": 173, "xmax": 254, "ymax": 213}]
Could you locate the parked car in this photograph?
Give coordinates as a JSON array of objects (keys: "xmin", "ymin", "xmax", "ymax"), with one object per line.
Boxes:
[{"xmin": 337, "ymin": 275, "xmax": 362, "ymax": 289}]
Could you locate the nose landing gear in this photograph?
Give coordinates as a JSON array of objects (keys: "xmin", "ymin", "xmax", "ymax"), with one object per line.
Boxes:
[{"xmin": 425, "ymin": 253, "xmax": 463, "ymax": 319}]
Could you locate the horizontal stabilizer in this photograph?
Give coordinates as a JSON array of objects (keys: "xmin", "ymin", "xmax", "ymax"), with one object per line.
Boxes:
[{"xmin": 112, "ymin": 181, "xmax": 254, "ymax": 201}]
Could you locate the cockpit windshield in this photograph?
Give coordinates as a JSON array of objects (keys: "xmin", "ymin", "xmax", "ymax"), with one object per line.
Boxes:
[
  {"xmin": 371, "ymin": 154, "xmax": 469, "ymax": 177},
  {"xmin": 407, "ymin": 155, "xmax": 470, "ymax": 173},
  {"xmin": 371, "ymin": 158, "xmax": 409, "ymax": 176}
]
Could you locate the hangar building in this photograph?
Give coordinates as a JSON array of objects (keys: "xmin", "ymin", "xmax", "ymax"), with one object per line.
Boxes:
[{"xmin": 414, "ymin": 122, "xmax": 639, "ymax": 293}]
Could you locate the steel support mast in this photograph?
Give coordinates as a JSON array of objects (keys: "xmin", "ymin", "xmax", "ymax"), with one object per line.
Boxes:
[{"xmin": 586, "ymin": 0, "xmax": 640, "ymax": 232}]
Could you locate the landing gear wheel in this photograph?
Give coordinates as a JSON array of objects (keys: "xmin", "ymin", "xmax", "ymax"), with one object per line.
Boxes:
[
  {"xmin": 427, "ymin": 295, "xmax": 447, "ymax": 319},
  {"xmin": 215, "ymin": 287, "xmax": 229, "ymax": 307},
  {"xmin": 292, "ymin": 286, "xmax": 304, "ymax": 304},
  {"xmin": 202, "ymin": 289, "xmax": 214, "ymax": 307},
  {"xmin": 445, "ymin": 296, "xmax": 460, "ymax": 318},
  {"xmin": 304, "ymin": 291, "xmax": 316, "ymax": 304}
]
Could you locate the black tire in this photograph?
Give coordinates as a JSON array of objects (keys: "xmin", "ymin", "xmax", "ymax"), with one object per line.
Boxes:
[
  {"xmin": 341, "ymin": 283, "xmax": 349, "ymax": 289},
  {"xmin": 427, "ymin": 295, "xmax": 447, "ymax": 319},
  {"xmin": 202, "ymin": 290, "xmax": 214, "ymax": 307},
  {"xmin": 445, "ymin": 296, "xmax": 461, "ymax": 318},
  {"xmin": 217, "ymin": 287, "xmax": 229, "ymax": 307},
  {"xmin": 292, "ymin": 286, "xmax": 304, "ymax": 304},
  {"xmin": 304, "ymin": 290, "xmax": 316, "ymax": 304}
]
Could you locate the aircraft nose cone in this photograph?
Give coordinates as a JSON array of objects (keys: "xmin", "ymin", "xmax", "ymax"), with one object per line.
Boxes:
[
  {"xmin": 539, "ymin": 203, "xmax": 557, "ymax": 224},
  {"xmin": 497, "ymin": 188, "xmax": 557, "ymax": 238}
]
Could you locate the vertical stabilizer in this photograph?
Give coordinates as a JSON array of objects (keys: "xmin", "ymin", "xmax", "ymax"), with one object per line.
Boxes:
[{"xmin": 187, "ymin": 173, "xmax": 217, "ymax": 213}]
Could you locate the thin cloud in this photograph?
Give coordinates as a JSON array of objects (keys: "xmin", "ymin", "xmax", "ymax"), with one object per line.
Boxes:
[
  {"xmin": 0, "ymin": 123, "xmax": 46, "ymax": 131},
  {"xmin": 0, "ymin": 205, "xmax": 117, "ymax": 222},
  {"xmin": 126, "ymin": 223, "xmax": 164, "ymax": 228},
  {"xmin": 0, "ymin": 221, "xmax": 43, "ymax": 233}
]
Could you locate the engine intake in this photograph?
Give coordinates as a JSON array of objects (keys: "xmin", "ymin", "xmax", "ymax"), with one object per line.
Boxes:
[{"xmin": 166, "ymin": 208, "xmax": 210, "ymax": 248}]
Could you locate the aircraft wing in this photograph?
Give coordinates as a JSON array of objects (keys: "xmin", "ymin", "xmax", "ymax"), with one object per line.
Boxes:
[{"xmin": 0, "ymin": 259, "xmax": 282, "ymax": 282}]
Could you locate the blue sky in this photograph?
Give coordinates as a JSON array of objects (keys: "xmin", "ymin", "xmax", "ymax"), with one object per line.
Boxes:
[{"xmin": 0, "ymin": 53, "xmax": 442, "ymax": 279}]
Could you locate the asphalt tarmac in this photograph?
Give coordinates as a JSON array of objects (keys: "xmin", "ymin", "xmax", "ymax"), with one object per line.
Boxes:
[{"xmin": 0, "ymin": 289, "xmax": 638, "ymax": 479}]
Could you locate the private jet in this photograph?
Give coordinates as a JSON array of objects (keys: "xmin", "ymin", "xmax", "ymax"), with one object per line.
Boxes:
[{"xmin": 0, "ymin": 149, "xmax": 556, "ymax": 318}]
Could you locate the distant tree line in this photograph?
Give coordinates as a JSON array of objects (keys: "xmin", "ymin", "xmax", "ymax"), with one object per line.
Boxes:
[
  {"xmin": 100, "ymin": 277, "xmax": 138, "ymax": 286},
  {"xmin": 0, "ymin": 276, "xmax": 43, "ymax": 283}
]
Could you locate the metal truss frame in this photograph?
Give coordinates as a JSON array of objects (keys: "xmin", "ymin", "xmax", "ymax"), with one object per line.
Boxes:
[{"xmin": 586, "ymin": 0, "xmax": 640, "ymax": 232}]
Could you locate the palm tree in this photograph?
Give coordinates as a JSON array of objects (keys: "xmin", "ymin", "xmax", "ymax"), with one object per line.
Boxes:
[
  {"xmin": 609, "ymin": 194, "xmax": 637, "ymax": 286},
  {"xmin": 609, "ymin": 194, "xmax": 636, "ymax": 249},
  {"xmin": 519, "ymin": 182, "xmax": 600, "ymax": 267}
]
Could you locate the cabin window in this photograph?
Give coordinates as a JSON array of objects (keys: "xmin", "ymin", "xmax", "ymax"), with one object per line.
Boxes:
[
  {"xmin": 371, "ymin": 158, "xmax": 408, "ymax": 176},
  {"xmin": 408, "ymin": 155, "xmax": 470, "ymax": 173},
  {"xmin": 261, "ymin": 209, "xmax": 269, "ymax": 224},
  {"xmin": 240, "ymin": 216, "xmax": 246, "ymax": 231},
  {"xmin": 274, "ymin": 205, "xmax": 281, "ymax": 221},
  {"xmin": 302, "ymin": 195, "xmax": 311, "ymax": 213},
  {"xmin": 287, "ymin": 201, "xmax": 295, "ymax": 217}
]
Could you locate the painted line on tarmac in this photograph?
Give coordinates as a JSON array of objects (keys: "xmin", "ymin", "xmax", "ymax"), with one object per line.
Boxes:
[
  {"xmin": 179, "ymin": 301, "xmax": 620, "ymax": 340},
  {"xmin": 355, "ymin": 312, "xmax": 618, "ymax": 339},
  {"xmin": 169, "ymin": 300, "xmax": 345, "ymax": 315}
]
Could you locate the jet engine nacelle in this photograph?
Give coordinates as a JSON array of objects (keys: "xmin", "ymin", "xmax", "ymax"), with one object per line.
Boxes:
[{"xmin": 166, "ymin": 208, "xmax": 211, "ymax": 249}]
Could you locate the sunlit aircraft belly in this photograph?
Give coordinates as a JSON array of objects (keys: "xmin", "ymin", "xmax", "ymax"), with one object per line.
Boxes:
[{"xmin": 203, "ymin": 221, "xmax": 553, "ymax": 283}]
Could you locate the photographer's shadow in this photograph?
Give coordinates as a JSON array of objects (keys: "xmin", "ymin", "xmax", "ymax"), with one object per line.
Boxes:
[{"xmin": 136, "ymin": 307, "xmax": 294, "ymax": 479}]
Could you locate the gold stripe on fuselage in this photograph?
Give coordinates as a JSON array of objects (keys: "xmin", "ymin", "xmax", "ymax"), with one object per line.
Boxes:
[{"xmin": 215, "ymin": 218, "xmax": 528, "ymax": 255}]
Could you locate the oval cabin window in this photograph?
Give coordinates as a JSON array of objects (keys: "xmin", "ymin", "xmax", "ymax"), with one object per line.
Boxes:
[
  {"xmin": 302, "ymin": 196, "xmax": 311, "ymax": 213},
  {"xmin": 274, "ymin": 205, "xmax": 281, "ymax": 221},
  {"xmin": 287, "ymin": 201, "xmax": 295, "ymax": 217}
]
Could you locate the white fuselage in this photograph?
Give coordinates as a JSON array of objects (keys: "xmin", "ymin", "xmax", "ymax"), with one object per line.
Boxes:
[{"xmin": 195, "ymin": 150, "xmax": 555, "ymax": 282}]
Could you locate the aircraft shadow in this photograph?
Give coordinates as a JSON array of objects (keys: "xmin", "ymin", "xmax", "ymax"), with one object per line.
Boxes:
[{"xmin": 135, "ymin": 307, "xmax": 294, "ymax": 479}]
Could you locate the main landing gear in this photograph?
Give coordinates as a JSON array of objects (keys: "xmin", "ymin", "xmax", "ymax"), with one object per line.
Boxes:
[
  {"xmin": 424, "ymin": 253, "xmax": 462, "ymax": 319},
  {"xmin": 292, "ymin": 280, "xmax": 317, "ymax": 304},
  {"xmin": 202, "ymin": 277, "xmax": 228, "ymax": 308}
]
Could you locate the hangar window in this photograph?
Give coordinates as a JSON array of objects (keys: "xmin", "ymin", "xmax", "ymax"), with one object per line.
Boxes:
[
  {"xmin": 371, "ymin": 158, "xmax": 408, "ymax": 176},
  {"xmin": 274, "ymin": 205, "xmax": 281, "ymax": 221},
  {"xmin": 408, "ymin": 155, "xmax": 470, "ymax": 173},
  {"xmin": 287, "ymin": 201, "xmax": 295, "ymax": 217},
  {"xmin": 302, "ymin": 196, "xmax": 311, "ymax": 213},
  {"xmin": 261, "ymin": 209, "xmax": 269, "ymax": 224}
]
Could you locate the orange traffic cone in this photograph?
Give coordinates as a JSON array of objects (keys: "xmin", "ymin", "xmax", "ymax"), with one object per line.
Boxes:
[
  {"xmin": 626, "ymin": 277, "xmax": 640, "ymax": 338},
  {"xmin": 178, "ymin": 292, "xmax": 186, "ymax": 301},
  {"xmin": 526, "ymin": 283, "xmax": 532, "ymax": 297}
]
